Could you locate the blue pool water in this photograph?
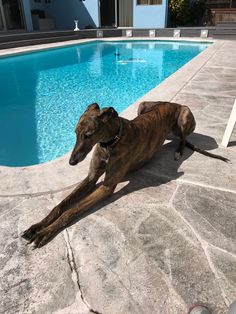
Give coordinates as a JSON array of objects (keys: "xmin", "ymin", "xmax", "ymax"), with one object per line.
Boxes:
[{"xmin": 0, "ymin": 40, "xmax": 210, "ymax": 167}]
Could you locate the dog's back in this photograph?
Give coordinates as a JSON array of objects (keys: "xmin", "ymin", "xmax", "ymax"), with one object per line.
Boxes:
[
  {"xmin": 137, "ymin": 101, "xmax": 195, "ymax": 138},
  {"xmin": 138, "ymin": 101, "xmax": 179, "ymax": 116}
]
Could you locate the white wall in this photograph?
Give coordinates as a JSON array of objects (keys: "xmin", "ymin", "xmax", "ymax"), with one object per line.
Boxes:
[
  {"xmin": 45, "ymin": 0, "xmax": 99, "ymax": 30},
  {"xmin": 25, "ymin": 0, "xmax": 99, "ymax": 30},
  {"xmin": 133, "ymin": 0, "xmax": 168, "ymax": 28}
]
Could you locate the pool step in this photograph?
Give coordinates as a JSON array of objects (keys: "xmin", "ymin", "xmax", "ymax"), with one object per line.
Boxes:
[
  {"xmin": 0, "ymin": 29, "xmax": 122, "ymax": 50},
  {"xmin": 1, "ymin": 27, "xmax": 236, "ymax": 50},
  {"xmin": 123, "ymin": 28, "xmax": 215, "ymax": 38},
  {"xmin": 0, "ymin": 30, "xmax": 75, "ymax": 44},
  {"xmin": 213, "ymin": 27, "xmax": 236, "ymax": 37},
  {"xmin": 0, "ymin": 30, "xmax": 95, "ymax": 49},
  {"xmin": 216, "ymin": 22, "xmax": 236, "ymax": 28},
  {"xmin": 0, "ymin": 35, "xmax": 80, "ymax": 50},
  {"xmin": 128, "ymin": 27, "xmax": 236, "ymax": 39}
]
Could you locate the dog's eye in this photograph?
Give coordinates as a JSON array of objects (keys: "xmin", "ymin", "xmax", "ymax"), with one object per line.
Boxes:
[{"xmin": 84, "ymin": 133, "xmax": 92, "ymax": 139}]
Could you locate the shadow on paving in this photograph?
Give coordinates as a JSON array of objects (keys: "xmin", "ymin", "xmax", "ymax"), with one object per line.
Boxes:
[{"xmin": 228, "ymin": 140, "xmax": 236, "ymax": 148}]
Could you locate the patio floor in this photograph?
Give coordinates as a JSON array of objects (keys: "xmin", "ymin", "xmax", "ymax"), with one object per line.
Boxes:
[{"xmin": 0, "ymin": 38, "xmax": 236, "ymax": 314}]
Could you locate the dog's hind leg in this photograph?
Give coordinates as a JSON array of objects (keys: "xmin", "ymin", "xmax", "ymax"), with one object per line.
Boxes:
[
  {"xmin": 173, "ymin": 106, "xmax": 196, "ymax": 160},
  {"xmin": 175, "ymin": 137, "xmax": 186, "ymax": 160},
  {"xmin": 22, "ymin": 149, "xmax": 107, "ymax": 241},
  {"xmin": 138, "ymin": 101, "xmax": 163, "ymax": 115}
]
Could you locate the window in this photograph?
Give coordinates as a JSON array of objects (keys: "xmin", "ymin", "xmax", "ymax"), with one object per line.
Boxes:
[{"xmin": 137, "ymin": 0, "xmax": 162, "ymax": 5}]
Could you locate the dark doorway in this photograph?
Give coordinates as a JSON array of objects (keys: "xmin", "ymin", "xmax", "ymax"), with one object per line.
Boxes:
[
  {"xmin": 1, "ymin": 0, "xmax": 24, "ymax": 30},
  {"xmin": 100, "ymin": 0, "xmax": 116, "ymax": 28}
]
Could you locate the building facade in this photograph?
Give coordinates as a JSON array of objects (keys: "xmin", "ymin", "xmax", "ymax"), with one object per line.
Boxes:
[{"xmin": 0, "ymin": 0, "xmax": 168, "ymax": 32}]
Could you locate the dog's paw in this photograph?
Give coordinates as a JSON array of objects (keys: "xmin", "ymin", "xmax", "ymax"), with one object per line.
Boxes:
[
  {"xmin": 174, "ymin": 152, "xmax": 181, "ymax": 161},
  {"xmin": 31, "ymin": 229, "xmax": 53, "ymax": 249},
  {"xmin": 21, "ymin": 223, "xmax": 41, "ymax": 241}
]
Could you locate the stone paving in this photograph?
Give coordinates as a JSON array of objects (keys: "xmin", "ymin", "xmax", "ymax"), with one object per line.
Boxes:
[{"xmin": 0, "ymin": 38, "xmax": 236, "ymax": 314}]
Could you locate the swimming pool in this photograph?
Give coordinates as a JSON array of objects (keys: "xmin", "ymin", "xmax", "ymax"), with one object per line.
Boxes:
[{"xmin": 0, "ymin": 40, "xmax": 210, "ymax": 167}]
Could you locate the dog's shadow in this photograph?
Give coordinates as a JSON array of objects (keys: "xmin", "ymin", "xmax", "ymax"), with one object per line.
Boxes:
[
  {"xmin": 60, "ymin": 132, "xmax": 219, "ymax": 233},
  {"xmin": 93, "ymin": 132, "xmax": 218, "ymax": 206}
]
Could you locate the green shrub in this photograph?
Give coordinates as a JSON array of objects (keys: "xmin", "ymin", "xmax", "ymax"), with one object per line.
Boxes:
[
  {"xmin": 169, "ymin": 0, "xmax": 191, "ymax": 27},
  {"xmin": 190, "ymin": 0, "xmax": 207, "ymax": 25},
  {"xmin": 168, "ymin": 0, "xmax": 207, "ymax": 27}
]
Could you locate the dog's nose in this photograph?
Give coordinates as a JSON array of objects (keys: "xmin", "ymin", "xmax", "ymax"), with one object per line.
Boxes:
[{"xmin": 69, "ymin": 156, "xmax": 77, "ymax": 166}]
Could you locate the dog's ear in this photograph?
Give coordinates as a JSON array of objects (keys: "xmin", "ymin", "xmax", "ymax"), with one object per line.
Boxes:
[
  {"xmin": 99, "ymin": 107, "xmax": 118, "ymax": 122},
  {"xmin": 87, "ymin": 103, "xmax": 100, "ymax": 111}
]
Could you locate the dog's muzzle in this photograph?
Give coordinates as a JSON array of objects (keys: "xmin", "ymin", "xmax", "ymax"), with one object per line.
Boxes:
[{"xmin": 69, "ymin": 152, "xmax": 86, "ymax": 165}]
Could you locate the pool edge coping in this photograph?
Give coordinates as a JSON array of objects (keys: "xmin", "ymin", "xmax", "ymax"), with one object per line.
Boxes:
[
  {"xmin": 0, "ymin": 37, "xmax": 227, "ymax": 196},
  {"xmin": 0, "ymin": 36, "xmax": 215, "ymax": 58}
]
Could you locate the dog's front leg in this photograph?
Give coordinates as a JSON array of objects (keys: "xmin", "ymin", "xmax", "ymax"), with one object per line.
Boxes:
[
  {"xmin": 22, "ymin": 176, "xmax": 98, "ymax": 240},
  {"xmin": 22, "ymin": 149, "xmax": 107, "ymax": 241},
  {"xmin": 30, "ymin": 184, "xmax": 116, "ymax": 248}
]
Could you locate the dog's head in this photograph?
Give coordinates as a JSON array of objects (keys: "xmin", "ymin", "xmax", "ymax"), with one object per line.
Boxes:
[{"xmin": 69, "ymin": 103, "xmax": 118, "ymax": 166}]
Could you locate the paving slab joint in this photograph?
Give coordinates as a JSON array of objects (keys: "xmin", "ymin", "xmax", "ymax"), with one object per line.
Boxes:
[
  {"xmin": 169, "ymin": 201, "xmax": 230, "ymax": 308},
  {"xmin": 63, "ymin": 230, "xmax": 103, "ymax": 314}
]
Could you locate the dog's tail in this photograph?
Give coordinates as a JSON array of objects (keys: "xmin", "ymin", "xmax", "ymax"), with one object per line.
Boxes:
[{"xmin": 185, "ymin": 140, "xmax": 230, "ymax": 163}]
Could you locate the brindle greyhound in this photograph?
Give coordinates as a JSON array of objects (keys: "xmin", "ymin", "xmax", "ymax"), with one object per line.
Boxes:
[{"xmin": 22, "ymin": 101, "xmax": 229, "ymax": 248}]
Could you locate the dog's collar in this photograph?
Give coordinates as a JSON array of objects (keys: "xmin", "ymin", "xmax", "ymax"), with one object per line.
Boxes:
[{"xmin": 100, "ymin": 118, "xmax": 123, "ymax": 150}]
